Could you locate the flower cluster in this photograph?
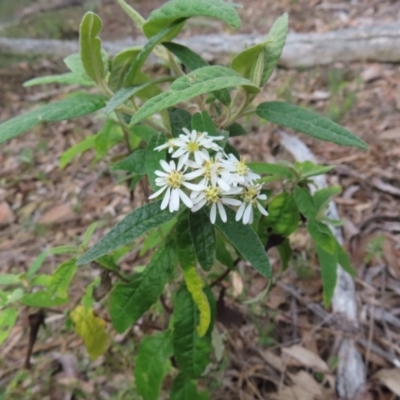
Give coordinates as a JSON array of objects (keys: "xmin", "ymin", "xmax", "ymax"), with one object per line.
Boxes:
[{"xmin": 149, "ymin": 128, "xmax": 268, "ymax": 224}]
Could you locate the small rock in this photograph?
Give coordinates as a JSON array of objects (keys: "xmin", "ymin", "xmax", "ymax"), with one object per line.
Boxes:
[
  {"xmin": 0, "ymin": 202, "xmax": 15, "ymax": 226},
  {"xmin": 361, "ymin": 64, "xmax": 383, "ymax": 82}
]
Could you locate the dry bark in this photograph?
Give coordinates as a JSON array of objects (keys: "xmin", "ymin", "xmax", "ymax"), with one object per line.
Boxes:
[{"xmin": 1, "ymin": 23, "xmax": 400, "ymax": 67}]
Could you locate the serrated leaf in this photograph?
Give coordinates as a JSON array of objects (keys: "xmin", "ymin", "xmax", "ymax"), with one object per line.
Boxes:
[
  {"xmin": 143, "ymin": 0, "xmax": 240, "ymax": 38},
  {"xmin": 79, "ymin": 12, "xmax": 105, "ymax": 84},
  {"xmin": 256, "ymin": 102, "xmax": 368, "ymax": 150},
  {"xmin": 70, "ymin": 305, "xmax": 108, "ymax": 360},
  {"xmin": 173, "ymin": 283, "xmax": 212, "ymax": 379},
  {"xmin": 0, "ymin": 93, "xmax": 106, "ymax": 145},
  {"xmin": 135, "ymin": 330, "xmax": 172, "ymax": 400},
  {"xmin": 294, "ymin": 187, "xmax": 316, "ymax": 220},
  {"xmin": 163, "ymin": 42, "xmax": 230, "ymax": 106},
  {"xmin": 77, "ymin": 201, "xmax": 181, "ymax": 265},
  {"xmin": 109, "ymin": 244, "xmax": 176, "ymax": 332},
  {"xmin": 307, "ymin": 219, "xmax": 336, "ymax": 255},
  {"xmin": 130, "ymin": 66, "xmax": 259, "ymax": 126},
  {"xmin": 264, "ymin": 193, "xmax": 299, "ymax": 236},
  {"xmin": 168, "ymin": 107, "xmax": 192, "ymax": 138},
  {"xmin": 146, "ymin": 133, "xmax": 167, "ymax": 191},
  {"xmin": 124, "ymin": 21, "xmax": 182, "ymax": 87},
  {"xmin": 316, "ymin": 245, "xmax": 337, "ymax": 307},
  {"xmin": 48, "ymin": 259, "xmax": 77, "ymax": 300},
  {"xmin": 117, "ymin": 0, "xmax": 145, "ymax": 28},
  {"xmin": 0, "ymin": 308, "xmax": 18, "ymax": 346},
  {"xmin": 111, "ymin": 149, "xmax": 146, "ymax": 174},
  {"xmin": 259, "ymin": 13, "xmax": 288, "ymax": 85},
  {"xmin": 214, "ymin": 207, "xmax": 272, "ymax": 277},
  {"xmin": 170, "ymin": 373, "xmax": 209, "ymax": 400},
  {"xmin": 22, "ymin": 291, "xmax": 68, "ymax": 307},
  {"xmin": 23, "ymin": 72, "xmax": 93, "ymax": 87},
  {"xmin": 188, "ymin": 209, "xmax": 215, "ymax": 271}
]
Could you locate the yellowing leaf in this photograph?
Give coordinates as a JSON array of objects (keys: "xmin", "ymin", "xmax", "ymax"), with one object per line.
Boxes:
[
  {"xmin": 182, "ymin": 266, "xmax": 210, "ymax": 337},
  {"xmin": 70, "ymin": 305, "xmax": 108, "ymax": 360}
]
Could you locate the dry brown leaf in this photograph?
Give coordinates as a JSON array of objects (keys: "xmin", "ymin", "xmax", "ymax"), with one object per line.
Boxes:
[
  {"xmin": 275, "ymin": 371, "xmax": 323, "ymax": 400},
  {"xmin": 38, "ymin": 204, "xmax": 76, "ymax": 225},
  {"xmin": 266, "ymin": 285, "xmax": 286, "ymax": 309},
  {"xmin": 282, "ymin": 345, "xmax": 329, "ymax": 372},
  {"xmin": 0, "ymin": 201, "xmax": 15, "ymax": 226},
  {"xmin": 361, "ymin": 64, "xmax": 383, "ymax": 82},
  {"xmin": 230, "ymin": 271, "xmax": 244, "ymax": 297},
  {"xmin": 373, "ymin": 368, "xmax": 400, "ymax": 395}
]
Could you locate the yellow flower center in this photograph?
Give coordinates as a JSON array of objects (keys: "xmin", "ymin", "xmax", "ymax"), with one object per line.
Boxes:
[
  {"xmin": 166, "ymin": 170, "xmax": 184, "ymax": 188},
  {"xmin": 204, "ymin": 186, "xmax": 220, "ymax": 203},
  {"xmin": 203, "ymin": 160, "xmax": 212, "ymax": 179},
  {"xmin": 243, "ymin": 186, "xmax": 258, "ymax": 203},
  {"xmin": 235, "ymin": 158, "xmax": 249, "ymax": 176},
  {"xmin": 187, "ymin": 141, "xmax": 199, "ymax": 153}
]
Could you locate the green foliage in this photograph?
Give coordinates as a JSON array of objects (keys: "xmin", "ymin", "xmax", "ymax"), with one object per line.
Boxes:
[
  {"xmin": 0, "ymin": 308, "xmax": 18, "ymax": 346},
  {"xmin": 169, "ymin": 107, "xmax": 192, "ymax": 137}
]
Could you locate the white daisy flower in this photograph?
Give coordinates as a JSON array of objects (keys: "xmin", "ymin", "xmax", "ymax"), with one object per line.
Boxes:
[
  {"xmin": 192, "ymin": 185, "xmax": 242, "ymax": 224},
  {"xmin": 148, "ymin": 160, "xmax": 205, "ymax": 212},
  {"xmin": 171, "ymin": 128, "xmax": 225, "ymax": 169},
  {"xmin": 221, "ymin": 154, "xmax": 260, "ymax": 186},
  {"xmin": 154, "ymin": 138, "xmax": 176, "ymax": 154},
  {"xmin": 186, "ymin": 151, "xmax": 231, "ymax": 191},
  {"xmin": 235, "ymin": 184, "xmax": 268, "ymax": 225}
]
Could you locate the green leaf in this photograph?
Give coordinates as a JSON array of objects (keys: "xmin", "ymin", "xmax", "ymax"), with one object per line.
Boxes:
[
  {"xmin": 214, "ymin": 207, "xmax": 272, "ymax": 277},
  {"xmin": 277, "ymin": 239, "xmax": 292, "ymax": 270},
  {"xmin": 176, "ymin": 212, "xmax": 197, "ymax": 269},
  {"xmin": 231, "ymin": 43, "xmax": 264, "ymax": 79},
  {"xmin": 0, "ymin": 274, "xmax": 20, "ymax": 286},
  {"xmin": 109, "ymin": 47, "xmax": 141, "ymax": 91},
  {"xmin": 264, "ymin": 193, "xmax": 299, "ymax": 236},
  {"xmin": 191, "ymin": 111, "xmax": 217, "ymax": 136},
  {"xmin": 109, "ymin": 244, "xmax": 176, "ymax": 332},
  {"xmin": 135, "ymin": 330, "xmax": 173, "ymax": 400},
  {"xmin": 117, "ymin": 0, "xmax": 145, "ymax": 28},
  {"xmin": 22, "ymin": 291, "xmax": 68, "ymax": 307},
  {"xmin": 23, "ymin": 73, "xmax": 93, "ymax": 87},
  {"xmin": 81, "ymin": 222, "xmax": 99, "ymax": 250},
  {"xmin": 228, "ymin": 122, "xmax": 246, "ymax": 137},
  {"xmin": 140, "ymin": 218, "xmax": 176, "ymax": 256},
  {"xmin": 294, "ymin": 187, "xmax": 316, "ymax": 220},
  {"xmin": 0, "ymin": 308, "xmax": 18, "ymax": 346},
  {"xmin": 170, "ymin": 373, "xmax": 209, "ymax": 400},
  {"xmin": 130, "ymin": 66, "xmax": 259, "ymax": 126},
  {"xmin": 111, "ymin": 149, "xmax": 146, "ymax": 174},
  {"xmin": 215, "ymin": 233, "xmax": 234, "ymax": 268},
  {"xmin": 143, "ymin": 0, "xmax": 240, "ymax": 38},
  {"xmin": 146, "ymin": 133, "xmax": 167, "ymax": 191},
  {"xmin": 307, "ymin": 219, "xmax": 336, "ymax": 255},
  {"xmin": 313, "ymin": 186, "xmax": 341, "ymax": 212},
  {"xmin": 223, "ymin": 142, "xmax": 240, "ymax": 160},
  {"xmin": 294, "ymin": 161, "xmax": 334, "ymax": 179},
  {"xmin": 77, "ymin": 201, "xmax": 182, "ymax": 265},
  {"xmin": 247, "ymin": 162, "xmax": 294, "ymax": 178},
  {"xmin": 0, "ymin": 93, "xmax": 106, "ymax": 145},
  {"xmin": 256, "ymin": 102, "xmax": 368, "ymax": 150},
  {"xmin": 59, "ymin": 135, "xmax": 96, "ymax": 169},
  {"xmin": 168, "ymin": 107, "xmax": 192, "ymax": 138},
  {"xmin": 336, "ymin": 241, "xmax": 356, "ymax": 277},
  {"xmin": 124, "ymin": 21, "xmax": 182, "ymax": 87},
  {"xmin": 105, "ymin": 78, "xmax": 173, "ymax": 116},
  {"xmin": 64, "ymin": 53, "xmax": 91, "ymax": 80},
  {"xmin": 70, "ymin": 305, "xmax": 108, "ymax": 360},
  {"xmin": 79, "ymin": 12, "xmax": 106, "ymax": 84},
  {"xmin": 258, "ymin": 13, "xmax": 288, "ymax": 86},
  {"xmin": 130, "ymin": 124, "xmax": 158, "ymax": 142},
  {"xmin": 316, "ymin": 245, "xmax": 337, "ymax": 307},
  {"xmin": 173, "ymin": 283, "xmax": 212, "ymax": 379},
  {"xmin": 163, "ymin": 42, "xmax": 230, "ymax": 106},
  {"xmin": 189, "ymin": 209, "xmax": 216, "ymax": 271},
  {"xmin": 48, "ymin": 259, "xmax": 77, "ymax": 300}
]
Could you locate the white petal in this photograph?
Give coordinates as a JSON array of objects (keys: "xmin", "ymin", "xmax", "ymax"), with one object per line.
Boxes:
[
  {"xmin": 178, "ymin": 153, "xmax": 189, "ymax": 170},
  {"xmin": 257, "ymin": 201, "xmax": 268, "ymax": 216},
  {"xmin": 182, "ymin": 127, "xmax": 191, "ymax": 136},
  {"xmin": 192, "ymin": 198, "xmax": 207, "ymax": 212},
  {"xmin": 172, "ymin": 148, "xmax": 185, "ymax": 158},
  {"xmin": 243, "ymin": 204, "xmax": 252, "ymax": 224},
  {"xmin": 159, "ymin": 159, "xmax": 171, "ymax": 172},
  {"xmin": 170, "ymin": 189, "xmax": 180, "ymax": 212},
  {"xmin": 179, "ymin": 189, "xmax": 193, "ymax": 208},
  {"xmin": 161, "ymin": 187, "xmax": 171, "ymax": 210},
  {"xmin": 210, "ymin": 203, "xmax": 217, "ymax": 224},
  {"xmin": 257, "ymin": 194, "xmax": 267, "ymax": 200},
  {"xmin": 236, "ymin": 202, "xmax": 246, "ymax": 221},
  {"xmin": 184, "ymin": 169, "xmax": 203, "ymax": 180},
  {"xmin": 169, "ymin": 160, "xmax": 177, "ymax": 170},
  {"xmin": 149, "ymin": 185, "xmax": 167, "ymax": 199},
  {"xmin": 222, "ymin": 197, "xmax": 241, "ymax": 206},
  {"xmin": 217, "ymin": 178, "xmax": 231, "ymax": 191},
  {"xmin": 182, "ymin": 182, "xmax": 206, "ymax": 192},
  {"xmin": 217, "ymin": 202, "xmax": 227, "ymax": 222},
  {"xmin": 155, "ymin": 170, "xmax": 168, "ymax": 177}
]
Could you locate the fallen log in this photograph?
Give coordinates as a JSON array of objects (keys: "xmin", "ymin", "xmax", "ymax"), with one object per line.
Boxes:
[{"xmin": 1, "ymin": 23, "xmax": 400, "ymax": 68}]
